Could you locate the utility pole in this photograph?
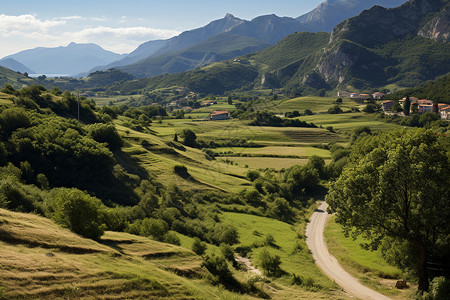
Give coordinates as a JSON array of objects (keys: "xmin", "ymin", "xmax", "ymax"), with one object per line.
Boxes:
[{"xmin": 77, "ymin": 91, "xmax": 80, "ymax": 121}]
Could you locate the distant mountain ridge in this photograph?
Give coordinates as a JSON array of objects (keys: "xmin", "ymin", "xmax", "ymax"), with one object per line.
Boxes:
[
  {"xmin": 116, "ymin": 13, "xmax": 308, "ymax": 78},
  {"xmin": 3, "ymin": 42, "xmax": 125, "ymax": 76},
  {"xmin": 105, "ymin": 0, "xmax": 409, "ymax": 78},
  {"xmin": 296, "ymin": 0, "xmax": 408, "ymax": 32},
  {"xmin": 0, "ymin": 58, "xmax": 35, "ymax": 74},
  {"xmin": 108, "ymin": 0, "xmax": 449, "ymax": 94}
]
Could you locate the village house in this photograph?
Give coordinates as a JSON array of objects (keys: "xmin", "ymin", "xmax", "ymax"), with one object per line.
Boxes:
[
  {"xmin": 210, "ymin": 111, "xmax": 229, "ymax": 120},
  {"xmin": 382, "ymin": 100, "xmax": 394, "ymax": 111},
  {"xmin": 337, "ymin": 91, "xmax": 351, "ymax": 98},
  {"xmin": 372, "ymin": 92, "xmax": 386, "ymax": 100},
  {"xmin": 440, "ymin": 106, "xmax": 450, "ymax": 120}
]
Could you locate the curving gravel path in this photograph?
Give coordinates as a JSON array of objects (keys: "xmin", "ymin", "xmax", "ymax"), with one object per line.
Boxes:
[{"xmin": 305, "ymin": 201, "xmax": 391, "ymax": 300}]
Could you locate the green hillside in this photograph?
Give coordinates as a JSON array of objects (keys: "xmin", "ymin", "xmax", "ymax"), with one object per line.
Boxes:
[
  {"xmin": 120, "ymin": 33, "xmax": 270, "ymax": 78},
  {"xmin": 0, "ymin": 66, "xmax": 38, "ymax": 89}
]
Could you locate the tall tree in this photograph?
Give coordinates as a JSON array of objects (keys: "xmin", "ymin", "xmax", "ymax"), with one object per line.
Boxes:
[
  {"xmin": 326, "ymin": 129, "xmax": 450, "ymax": 292},
  {"xmin": 404, "ymin": 96, "xmax": 411, "ymax": 116}
]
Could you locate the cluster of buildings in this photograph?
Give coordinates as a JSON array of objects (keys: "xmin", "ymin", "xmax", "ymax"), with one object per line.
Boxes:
[
  {"xmin": 382, "ymin": 97, "xmax": 450, "ymax": 120},
  {"xmin": 337, "ymin": 91, "xmax": 386, "ymax": 100}
]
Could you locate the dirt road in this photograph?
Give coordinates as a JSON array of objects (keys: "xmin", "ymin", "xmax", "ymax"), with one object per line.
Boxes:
[{"xmin": 305, "ymin": 201, "xmax": 391, "ymax": 300}]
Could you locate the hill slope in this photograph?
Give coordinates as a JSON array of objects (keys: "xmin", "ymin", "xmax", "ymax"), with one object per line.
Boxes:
[
  {"xmin": 116, "ymin": 14, "xmax": 308, "ymax": 78},
  {"xmin": 296, "ymin": 0, "xmax": 408, "ymax": 32},
  {"xmin": 3, "ymin": 42, "xmax": 124, "ymax": 76},
  {"xmin": 0, "ymin": 208, "xmax": 207, "ymax": 299},
  {"xmin": 0, "ymin": 58, "xmax": 35, "ymax": 74},
  {"xmin": 116, "ymin": 0, "xmax": 449, "ymax": 94},
  {"xmin": 0, "ymin": 66, "xmax": 39, "ymax": 88}
]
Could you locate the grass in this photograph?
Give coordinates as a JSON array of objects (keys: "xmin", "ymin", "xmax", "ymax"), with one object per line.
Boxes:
[
  {"xmin": 0, "ymin": 207, "xmax": 350, "ymax": 299},
  {"xmin": 215, "ymin": 146, "xmax": 331, "ymax": 158},
  {"xmin": 222, "ymin": 157, "xmax": 311, "ymax": 169},
  {"xmin": 220, "ymin": 212, "xmax": 338, "ymax": 291},
  {"xmin": 297, "ymin": 112, "xmax": 403, "ymax": 133},
  {"xmin": 324, "ymin": 216, "xmax": 413, "ymax": 298},
  {"xmin": 0, "ymin": 208, "xmax": 211, "ymax": 299},
  {"xmin": 255, "ymin": 96, "xmax": 363, "ymax": 114},
  {"xmin": 92, "ymin": 95, "xmax": 133, "ymax": 106}
]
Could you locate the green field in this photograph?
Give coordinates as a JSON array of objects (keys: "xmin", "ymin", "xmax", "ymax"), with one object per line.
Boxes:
[
  {"xmin": 297, "ymin": 112, "xmax": 402, "ymax": 132},
  {"xmin": 255, "ymin": 96, "xmax": 364, "ymax": 114},
  {"xmin": 324, "ymin": 217, "xmax": 413, "ymax": 298},
  {"xmin": 220, "ymin": 212, "xmax": 338, "ymax": 291}
]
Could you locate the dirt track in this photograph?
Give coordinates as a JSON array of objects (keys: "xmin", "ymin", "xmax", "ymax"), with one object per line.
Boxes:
[{"xmin": 305, "ymin": 201, "xmax": 391, "ymax": 300}]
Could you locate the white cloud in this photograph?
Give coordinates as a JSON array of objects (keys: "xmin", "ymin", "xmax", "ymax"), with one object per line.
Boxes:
[
  {"xmin": 71, "ymin": 26, "xmax": 179, "ymax": 41},
  {"xmin": 0, "ymin": 14, "xmax": 65, "ymax": 33},
  {"xmin": 0, "ymin": 14, "xmax": 180, "ymax": 57}
]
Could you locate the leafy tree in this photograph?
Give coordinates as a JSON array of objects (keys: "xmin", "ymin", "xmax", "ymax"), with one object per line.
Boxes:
[
  {"xmin": 48, "ymin": 188, "xmax": 106, "ymax": 239},
  {"xmin": 0, "ymin": 107, "xmax": 31, "ymax": 136},
  {"xmin": 140, "ymin": 218, "xmax": 169, "ymax": 241},
  {"xmin": 220, "ymin": 243, "xmax": 237, "ymax": 267},
  {"xmin": 404, "ymin": 96, "xmax": 411, "ymax": 116},
  {"xmin": 327, "ymin": 105, "xmax": 343, "ymax": 114},
  {"xmin": 192, "ymin": 237, "xmax": 207, "ymax": 255},
  {"xmin": 220, "ymin": 227, "xmax": 239, "ymax": 245},
  {"xmin": 326, "ymin": 129, "xmax": 450, "ymax": 292},
  {"xmin": 87, "ymin": 123, "xmax": 123, "ymax": 150},
  {"xmin": 259, "ymin": 249, "xmax": 282, "ymax": 277},
  {"xmin": 181, "ymin": 129, "xmax": 197, "ymax": 147}
]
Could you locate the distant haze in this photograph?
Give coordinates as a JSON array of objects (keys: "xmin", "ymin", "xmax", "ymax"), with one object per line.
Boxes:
[{"xmin": 0, "ymin": 0, "xmax": 324, "ymax": 58}]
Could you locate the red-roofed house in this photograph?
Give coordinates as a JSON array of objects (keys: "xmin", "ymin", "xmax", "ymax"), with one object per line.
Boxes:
[
  {"xmin": 440, "ymin": 106, "xmax": 450, "ymax": 120},
  {"xmin": 382, "ymin": 100, "xmax": 394, "ymax": 111},
  {"xmin": 210, "ymin": 111, "xmax": 229, "ymax": 120},
  {"xmin": 372, "ymin": 92, "xmax": 385, "ymax": 100}
]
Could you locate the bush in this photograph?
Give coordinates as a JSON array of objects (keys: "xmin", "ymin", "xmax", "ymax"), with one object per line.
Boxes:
[
  {"xmin": 327, "ymin": 105, "xmax": 343, "ymax": 114},
  {"xmin": 192, "ymin": 237, "xmax": 207, "ymax": 255},
  {"xmin": 87, "ymin": 123, "xmax": 123, "ymax": 150},
  {"xmin": 48, "ymin": 188, "xmax": 105, "ymax": 239},
  {"xmin": 202, "ymin": 254, "xmax": 234, "ymax": 285},
  {"xmin": 429, "ymin": 276, "xmax": 450, "ymax": 300},
  {"xmin": 173, "ymin": 165, "xmax": 189, "ymax": 177},
  {"xmin": 181, "ymin": 129, "xmax": 197, "ymax": 147},
  {"xmin": 164, "ymin": 232, "xmax": 181, "ymax": 245},
  {"xmin": 246, "ymin": 170, "xmax": 260, "ymax": 182},
  {"xmin": 259, "ymin": 249, "xmax": 282, "ymax": 277},
  {"xmin": 140, "ymin": 218, "xmax": 169, "ymax": 241},
  {"xmin": 220, "ymin": 243, "xmax": 237, "ymax": 266},
  {"xmin": 220, "ymin": 227, "xmax": 239, "ymax": 245}
]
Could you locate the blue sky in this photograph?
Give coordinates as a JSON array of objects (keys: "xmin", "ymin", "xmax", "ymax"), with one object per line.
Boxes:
[{"xmin": 0, "ymin": 0, "xmax": 323, "ymax": 58}]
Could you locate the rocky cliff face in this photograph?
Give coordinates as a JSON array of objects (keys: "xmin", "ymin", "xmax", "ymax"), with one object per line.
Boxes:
[
  {"xmin": 296, "ymin": 0, "xmax": 407, "ymax": 32},
  {"xmin": 418, "ymin": 4, "xmax": 450, "ymax": 42},
  {"xmin": 314, "ymin": 0, "xmax": 447, "ymax": 87}
]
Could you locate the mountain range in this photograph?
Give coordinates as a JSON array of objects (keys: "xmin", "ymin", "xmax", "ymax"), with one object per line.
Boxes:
[
  {"xmin": 2, "ymin": 42, "xmax": 125, "ymax": 76},
  {"xmin": 1, "ymin": 0, "xmax": 409, "ymax": 78},
  {"xmin": 0, "ymin": 58, "xmax": 35, "ymax": 74},
  {"xmin": 109, "ymin": 0, "xmax": 449, "ymax": 94}
]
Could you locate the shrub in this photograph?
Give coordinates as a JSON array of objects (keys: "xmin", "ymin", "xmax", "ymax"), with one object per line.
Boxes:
[
  {"xmin": 220, "ymin": 243, "xmax": 237, "ymax": 266},
  {"xmin": 327, "ymin": 105, "xmax": 343, "ymax": 114},
  {"xmin": 246, "ymin": 170, "xmax": 260, "ymax": 182},
  {"xmin": 192, "ymin": 237, "xmax": 207, "ymax": 255},
  {"xmin": 259, "ymin": 249, "xmax": 282, "ymax": 277},
  {"xmin": 181, "ymin": 129, "xmax": 197, "ymax": 147},
  {"xmin": 164, "ymin": 232, "xmax": 181, "ymax": 245},
  {"xmin": 173, "ymin": 165, "xmax": 189, "ymax": 177},
  {"xmin": 48, "ymin": 188, "xmax": 105, "ymax": 239},
  {"xmin": 87, "ymin": 123, "xmax": 123, "ymax": 150},
  {"xmin": 429, "ymin": 276, "xmax": 450, "ymax": 300},
  {"xmin": 220, "ymin": 227, "xmax": 239, "ymax": 245},
  {"xmin": 202, "ymin": 254, "xmax": 234, "ymax": 285},
  {"xmin": 140, "ymin": 218, "xmax": 169, "ymax": 241}
]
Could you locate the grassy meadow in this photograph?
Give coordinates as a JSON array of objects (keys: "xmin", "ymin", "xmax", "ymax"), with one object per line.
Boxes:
[
  {"xmin": 0, "ymin": 91, "xmax": 410, "ymax": 299},
  {"xmin": 325, "ymin": 217, "xmax": 414, "ymax": 298}
]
